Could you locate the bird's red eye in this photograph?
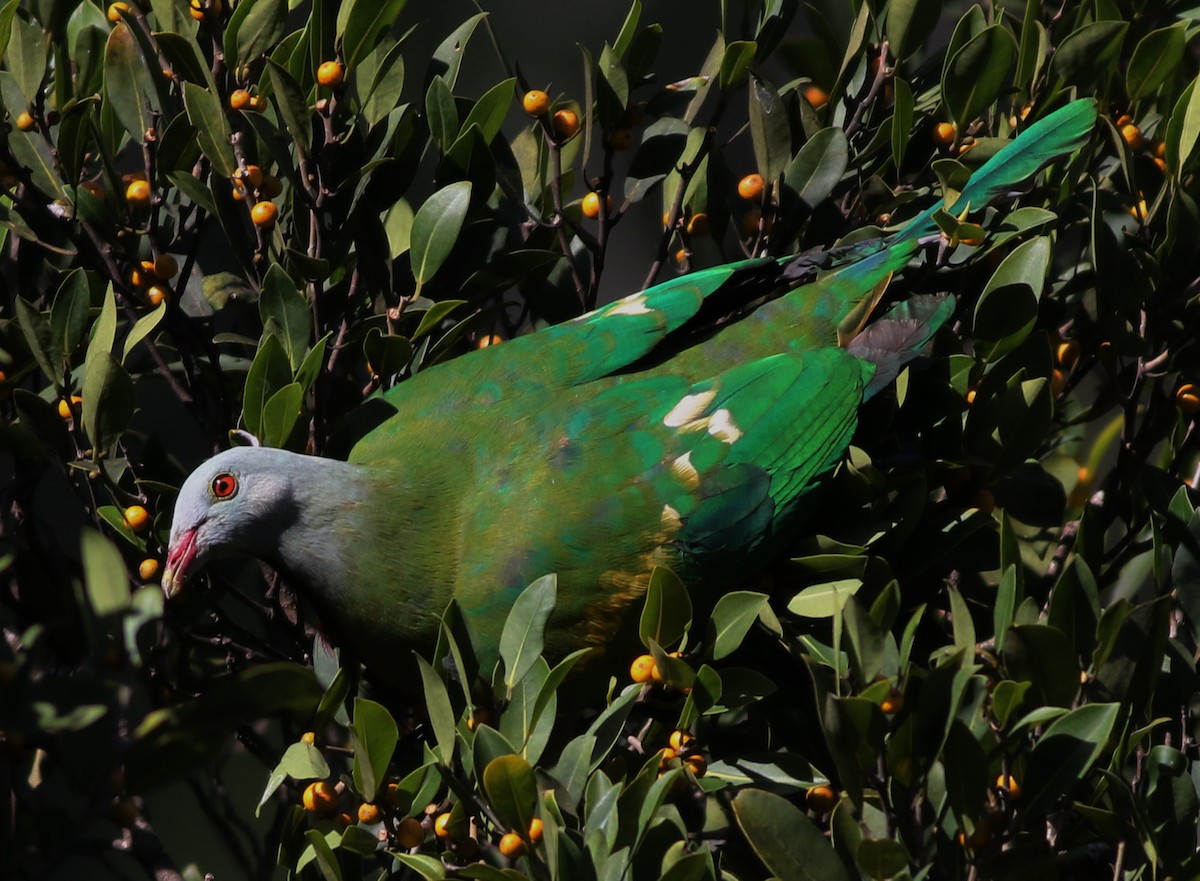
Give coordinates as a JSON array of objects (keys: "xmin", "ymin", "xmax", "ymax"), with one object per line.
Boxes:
[{"xmin": 211, "ymin": 473, "xmax": 238, "ymax": 499}]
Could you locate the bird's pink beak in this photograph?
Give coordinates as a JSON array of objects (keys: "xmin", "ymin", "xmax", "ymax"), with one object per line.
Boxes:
[{"xmin": 162, "ymin": 527, "xmax": 200, "ymax": 599}]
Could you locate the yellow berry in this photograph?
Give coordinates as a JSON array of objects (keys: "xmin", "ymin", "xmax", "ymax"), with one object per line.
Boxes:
[
  {"xmin": 15, "ymin": 112, "xmax": 35, "ymax": 132},
  {"xmin": 1120, "ymin": 123, "xmax": 1144, "ymax": 150},
  {"xmin": 334, "ymin": 811, "xmax": 352, "ymax": 827},
  {"xmin": 248, "ymin": 95, "xmax": 267, "ymax": 112},
  {"xmin": 262, "ymin": 175, "xmax": 282, "ymax": 197},
  {"xmin": 357, "ymin": 802, "xmax": 381, "ymax": 824},
  {"xmin": 552, "ymin": 108, "xmax": 580, "ymax": 139},
  {"xmin": 932, "ymin": 122, "xmax": 957, "ymax": 147},
  {"xmin": 498, "ymin": 832, "xmax": 526, "ymax": 858},
  {"xmin": 1051, "ymin": 368, "xmax": 1067, "ymax": 397},
  {"xmin": 740, "ymin": 207, "xmax": 772, "ymax": 237},
  {"xmin": 238, "ymin": 164, "xmax": 264, "ymax": 189},
  {"xmin": 316, "ymin": 61, "xmax": 344, "ymax": 89},
  {"xmin": 1176, "ymin": 383, "xmax": 1200, "ymax": 415},
  {"xmin": 668, "ymin": 730, "xmax": 694, "ymax": 753},
  {"xmin": 250, "ymin": 201, "xmax": 278, "ymax": 228},
  {"xmin": 630, "ymin": 654, "xmax": 656, "ymax": 683},
  {"xmin": 686, "ymin": 213, "xmax": 709, "ymax": 236},
  {"xmin": 146, "ymin": 284, "xmax": 169, "ymax": 307},
  {"xmin": 433, "ymin": 812, "xmax": 453, "ymax": 839},
  {"xmin": 581, "ymin": 191, "xmax": 612, "ymax": 219},
  {"xmin": 107, "ymin": 2, "xmax": 131, "ymax": 22},
  {"xmin": 522, "ymin": 89, "xmax": 550, "ymax": 116},
  {"xmin": 302, "ymin": 781, "xmax": 337, "ymax": 815},
  {"xmin": 995, "ymin": 774, "xmax": 1021, "ymax": 799},
  {"xmin": 806, "ymin": 784, "xmax": 837, "ymax": 812},
  {"xmin": 300, "ymin": 731, "xmax": 316, "ymax": 745},
  {"xmin": 123, "ymin": 505, "xmax": 150, "ymax": 532},
  {"xmin": 395, "ymin": 816, "xmax": 423, "ymax": 848},
  {"xmin": 230, "ymin": 89, "xmax": 251, "ymax": 110},
  {"xmin": 685, "ymin": 755, "xmax": 707, "ymax": 777},
  {"xmin": 1055, "ymin": 340, "xmax": 1080, "ymax": 368},
  {"xmin": 125, "ymin": 179, "xmax": 151, "ymax": 208},
  {"xmin": 476, "ymin": 335, "xmax": 503, "ymax": 349},
  {"xmin": 737, "ymin": 173, "xmax": 765, "ymax": 201},
  {"xmin": 153, "ymin": 254, "xmax": 178, "ymax": 279},
  {"xmin": 58, "ymin": 396, "xmax": 82, "ymax": 419},
  {"xmin": 528, "ymin": 817, "xmax": 543, "ymax": 844},
  {"xmin": 803, "ymin": 85, "xmax": 828, "ymax": 108},
  {"xmin": 880, "ymin": 690, "xmax": 904, "ymax": 714},
  {"xmin": 138, "ymin": 558, "xmax": 160, "ymax": 581}
]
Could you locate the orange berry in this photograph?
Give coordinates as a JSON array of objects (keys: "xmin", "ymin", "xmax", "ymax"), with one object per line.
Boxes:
[
  {"xmin": 1055, "ymin": 340, "xmax": 1080, "ymax": 368},
  {"xmin": 138, "ymin": 558, "xmax": 160, "ymax": 581},
  {"xmin": 58, "ymin": 396, "xmax": 83, "ymax": 420},
  {"xmin": 395, "ymin": 816, "xmax": 423, "ymax": 848},
  {"xmin": 261, "ymin": 175, "xmax": 282, "ymax": 197},
  {"xmin": 528, "ymin": 817, "xmax": 543, "ymax": 843},
  {"xmin": 498, "ymin": 832, "xmax": 525, "ymax": 858},
  {"xmin": 15, "ymin": 112, "xmax": 35, "ymax": 132},
  {"xmin": 880, "ymin": 690, "xmax": 904, "ymax": 714},
  {"xmin": 803, "ymin": 85, "xmax": 828, "ymax": 108},
  {"xmin": 552, "ymin": 108, "xmax": 580, "ymax": 139},
  {"xmin": 931, "ymin": 122, "xmax": 957, "ymax": 147},
  {"xmin": 357, "ymin": 802, "xmax": 381, "ymax": 824},
  {"xmin": 806, "ymin": 784, "xmax": 837, "ymax": 813},
  {"xmin": 316, "ymin": 61, "xmax": 344, "ymax": 89},
  {"xmin": 146, "ymin": 284, "xmax": 169, "ymax": 307},
  {"xmin": 300, "ymin": 731, "xmax": 316, "ymax": 744},
  {"xmin": 230, "ymin": 89, "xmax": 251, "ymax": 110},
  {"xmin": 668, "ymin": 730, "xmax": 694, "ymax": 753},
  {"xmin": 995, "ymin": 774, "xmax": 1021, "ymax": 799},
  {"xmin": 433, "ymin": 812, "xmax": 453, "ymax": 839},
  {"xmin": 248, "ymin": 95, "xmax": 267, "ymax": 112},
  {"xmin": 334, "ymin": 811, "xmax": 353, "ymax": 827},
  {"xmin": 630, "ymin": 654, "xmax": 656, "ymax": 683},
  {"xmin": 1120, "ymin": 123, "xmax": 1143, "ymax": 150},
  {"xmin": 1154, "ymin": 140, "xmax": 1166, "ymax": 159},
  {"xmin": 125, "ymin": 179, "xmax": 151, "ymax": 208},
  {"xmin": 238, "ymin": 164, "xmax": 264, "ymax": 188},
  {"xmin": 1154, "ymin": 156, "xmax": 1168, "ymax": 174},
  {"xmin": 686, "ymin": 213, "xmax": 709, "ymax": 236},
  {"xmin": 153, "ymin": 254, "xmax": 178, "ymax": 279},
  {"xmin": 1051, "ymin": 368, "xmax": 1067, "ymax": 397},
  {"xmin": 1116, "ymin": 114, "xmax": 1132, "ymax": 127},
  {"xmin": 1176, "ymin": 383, "xmax": 1200, "ymax": 415},
  {"xmin": 302, "ymin": 781, "xmax": 337, "ymax": 815},
  {"xmin": 107, "ymin": 2, "xmax": 132, "ymax": 22},
  {"xmin": 740, "ymin": 207, "xmax": 772, "ymax": 237},
  {"xmin": 250, "ymin": 201, "xmax": 278, "ymax": 228},
  {"xmin": 608, "ymin": 127, "xmax": 635, "ymax": 150},
  {"xmin": 673, "ymin": 248, "xmax": 688, "ymax": 266},
  {"xmin": 737, "ymin": 173, "xmax": 765, "ymax": 201},
  {"xmin": 581, "ymin": 191, "xmax": 612, "ymax": 219},
  {"xmin": 81, "ymin": 180, "xmax": 104, "ymax": 200},
  {"xmin": 123, "ymin": 505, "xmax": 151, "ymax": 532},
  {"xmin": 476, "ymin": 335, "xmax": 503, "ymax": 349},
  {"xmin": 522, "ymin": 89, "xmax": 550, "ymax": 116},
  {"xmin": 1129, "ymin": 198, "xmax": 1148, "ymax": 221},
  {"xmin": 685, "ymin": 755, "xmax": 707, "ymax": 777},
  {"xmin": 188, "ymin": 0, "xmax": 205, "ymax": 20}
]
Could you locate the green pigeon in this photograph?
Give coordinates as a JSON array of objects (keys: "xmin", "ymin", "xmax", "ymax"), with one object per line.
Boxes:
[{"xmin": 163, "ymin": 100, "xmax": 1096, "ymax": 677}]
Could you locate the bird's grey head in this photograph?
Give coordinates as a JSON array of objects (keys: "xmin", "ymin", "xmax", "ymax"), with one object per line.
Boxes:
[{"xmin": 162, "ymin": 446, "xmax": 303, "ymax": 599}]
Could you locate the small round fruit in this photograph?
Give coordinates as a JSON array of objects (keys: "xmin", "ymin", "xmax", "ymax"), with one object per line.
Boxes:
[
  {"xmin": 581, "ymin": 191, "xmax": 612, "ymax": 219},
  {"xmin": 302, "ymin": 780, "xmax": 337, "ymax": 815},
  {"xmin": 630, "ymin": 654, "xmax": 656, "ymax": 683},
  {"xmin": 476, "ymin": 335, "xmax": 503, "ymax": 349},
  {"xmin": 138, "ymin": 558, "xmax": 160, "ymax": 581},
  {"xmin": 522, "ymin": 89, "xmax": 550, "ymax": 116},
  {"xmin": 737, "ymin": 173, "xmax": 765, "ymax": 201},
  {"xmin": 1175, "ymin": 383, "xmax": 1200, "ymax": 415},
  {"xmin": 188, "ymin": 0, "xmax": 205, "ymax": 20},
  {"xmin": 498, "ymin": 832, "xmax": 526, "ymax": 858},
  {"xmin": 880, "ymin": 690, "xmax": 904, "ymax": 714},
  {"xmin": 1129, "ymin": 198, "xmax": 1148, "ymax": 221},
  {"xmin": 433, "ymin": 812, "xmax": 453, "ymax": 839},
  {"xmin": 146, "ymin": 284, "xmax": 169, "ymax": 307},
  {"xmin": 249, "ymin": 95, "xmax": 267, "ymax": 112},
  {"xmin": 685, "ymin": 755, "xmax": 707, "ymax": 777},
  {"xmin": 1055, "ymin": 340, "xmax": 1080, "ymax": 368},
  {"xmin": 316, "ymin": 61, "xmax": 344, "ymax": 89},
  {"xmin": 395, "ymin": 816, "xmax": 424, "ymax": 848},
  {"xmin": 528, "ymin": 817, "xmax": 543, "ymax": 844},
  {"xmin": 58, "ymin": 396, "xmax": 82, "ymax": 419},
  {"xmin": 124, "ymin": 505, "xmax": 151, "ymax": 532},
  {"xmin": 335, "ymin": 812, "xmax": 353, "ymax": 827},
  {"xmin": 608, "ymin": 127, "xmax": 634, "ymax": 150},
  {"xmin": 125, "ymin": 179, "xmax": 151, "ymax": 208},
  {"xmin": 357, "ymin": 802, "xmax": 381, "ymax": 824},
  {"xmin": 973, "ymin": 489, "xmax": 995, "ymax": 515},
  {"xmin": 806, "ymin": 784, "xmax": 837, "ymax": 812},
  {"xmin": 552, "ymin": 108, "xmax": 580, "ymax": 139},
  {"xmin": 803, "ymin": 85, "xmax": 828, "ymax": 108},
  {"xmin": 686, "ymin": 213, "xmax": 709, "ymax": 236},
  {"xmin": 300, "ymin": 731, "xmax": 316, "ymax": 745},
  {"xmin": 261, "ymin": 175, "xmax": 282, "ymax": 197},
  {"xmin": 250, "ymin": 201, "xmax": 278, "ymax": 228},
  {"xmin": 107, "ymin": 2, "xmax": 131, "ymax": 22},
  {"xmin": 230, "ymin": 89, "xmax": 251, "ymax": 110},
  {"xmin": 239, "ymin": 165, "xmax": 264, "ymax": 188},
  {"xmin": 153, "ymin": 254, "xmax": 179, "ymax": 279},
  {"xmin": 15, "ymin": 112, "xmax": 35, "ymax": 132},
  {"xmin": 994, "ymin": 773, "xmax": 1021, "ymax": 799},
  {"xmin": 931, "ymin": 122, "xmax": 957, "ymax": 147},
  {"xmin": 112, "ymin": 796, "xmax": 139, "ymax": 826},
  {"xmin": 1120, "ymin": 123, "xmax": 1143, "ymax": 150},
  {"xmin": 668, "ymin": 730, "xmax": 695, "ymax": 753},
  {"xmin": 1051, "ymin": 368, "xmax": 1067, "ymax": 397},
  {"xmin": 741, "ymin": 208, "xmax": 769, "ymax": 237}
]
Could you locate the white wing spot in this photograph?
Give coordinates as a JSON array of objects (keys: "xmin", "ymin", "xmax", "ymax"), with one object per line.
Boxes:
[
  {"xmin": 707, "ymin": 408, "xmax": 742, "ymax": 444},
  {"xmin": 670, "ymin": 452, "xmax": 700, "ymax": 489},
  {"xmin": 663, "ymin": 389, "xmax": 716, "ymax": 428},
  {"xmin": 607, "ymin": 294, "xmax": 653, "ymax": 316}
]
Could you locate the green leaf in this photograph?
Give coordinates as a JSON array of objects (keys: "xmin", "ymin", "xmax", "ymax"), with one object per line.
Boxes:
[
  {"xmin": 783, "ymin": 126, "xmax": 848, "ymax": 210},
  {"xmin": 336, "ymin": 0, "xmax": 406, "ymax": 69},
  {"xmin": 1048, "ymin": 20, "xmax": 1127, "ymax": 89},
  {"xmin": 717, "ymin": 39, "xmax": 755, "ymax": 90},
  {"xmin": 389, "ymin": 854, "xmax": 446, "ymax": 880},
  {"xmin": 1022, "ymin": 703, "xmax": 1120, "ymax": 816},
  {"xmin": 302, "ymin": 829, "xmax": 343, "ymax": 881},
  {"xmin": 733, "ymin": 788, "xmax": 851, "ymax": 881},
  {"xmin": 7, "ymin": 13, "xmax": 45, "ymax": 109},
  {"xmin": 122, "ymin": 302, "xmax": 167, "ymax": 363},
  {"xmin": 749, "ymin": 75, "xmax": 789, "ymax": 184},
  {"xmin": 183, "ymin": 81, "xmax": 236, "ymax": 178},
  {"xmin": 81, "ymin": 352, "xmax": 135, "ymax": 456},
  {"xmin": 425, "ymin": 74, "xmax": 458, "ymax": 151},
  {"xmin": 708, "ymin": 591, "xmax": 768, "ymax": 660},
  {"xmin": 886, "ymin": 0, "xmax": 941, "ymax": 61},
  {"xmin": 260, "ymin": 382, "xmax": 303, "ymax": 448},
  {"xmin": 787, "ymin": 579, "xmax": 861, "ymax": 617},
  {"xmin": 260, "ymin": 266, "xmax": 311, "ymax": 370},
  {"xmin": 350, "ymin": 698, "xmax": 398, "ymax": 800},
  {"xmin": 14, "ymin": 296, "xmax": 57, "ymax": 386},
  {"xmin": 459, "ymin": 77, "xmax": 514, "ymax": 144},
  {"xmin": 242, "ymin": 333, "xmax": 292, "ymax": 439},
  {"xmin": 855, "ymin": 838, "xmax": 909, "ymax": 880},
  {"xmin": 1001, "ymin": 624, "xmax": 1080, "ymax": 708},
  {"xmin": 226, "ymin": 0, "xmax": 286, "ymax": 75},
  {"xmin": 639, "ymin": 566, "xmax": 691, "ymax": 650},
  {"xmin": 410, "ymin": 181, "xmax": 471, "ymax": 287},
  {"xmin": 258, "ymin": 741, "xmax": 330, "ymax": 815},
  {"xmin": 414, "ymin": 654, "xmax": 457, "ymax": 765},
  {"xmin": 499, "ymin": 574, "xmax": 556, "ymax": 694},
  {"xmin": 103, "ymin": 22, "xmax": 157, "ymax": 144},
  {"xmin": 482, "ymin": 754, "xmax": 538, "ymax": 837},
  {"xmin": 266, "ymin": 60, "xmax": 312, "ymax": 153},
  {"xmin": 82, "ymin": 528, "xmax": 129, "ymax": 617},
  {"xmin": 942, "ymin": 25, "xmax": 1016, "ymax": 129},
  {"xmin": 429, "ymin": 12, "xmax": 484, "ymax": 90},
  {"xmin": 891, "ymin": 78, "xmax": 913, "ymax": 171},
  {"xmin": 1127, "ymin": 23, "xmax": 1186, "ymax": 101}
]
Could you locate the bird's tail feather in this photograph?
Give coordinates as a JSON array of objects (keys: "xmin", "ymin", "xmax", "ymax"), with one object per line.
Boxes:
[{"xmin": 847, "ymin": 294, "xmax": 957, "ymax": 399}]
